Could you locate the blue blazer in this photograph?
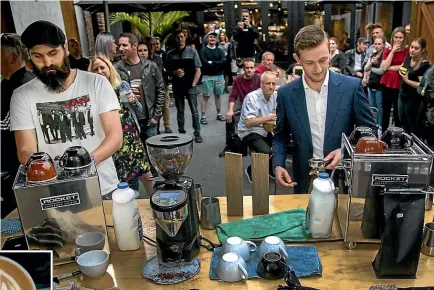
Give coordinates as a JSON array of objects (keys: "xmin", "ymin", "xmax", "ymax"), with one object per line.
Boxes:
[{"xmin": 272, "ymin": 70, "xmax": 376, "ymax": 193}]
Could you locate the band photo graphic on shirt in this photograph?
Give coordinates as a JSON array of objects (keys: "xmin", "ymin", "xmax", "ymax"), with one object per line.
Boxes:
[{"xmin": 36, "ymin": 95, "xmax": 95, "ymax": 144}]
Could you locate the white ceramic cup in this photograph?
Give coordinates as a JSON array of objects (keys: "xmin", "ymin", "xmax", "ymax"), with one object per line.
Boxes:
[
  {"xmin": 76, "ymin": 250, "xmax": 109, "ymax": 278},
  {"xmin": 257, "ymin": 236, "xmax": 288, "ymax": 261},
  {"xmin": 221, "ymin": 236, "xmax": 257, "ymax": 261},
  {"xmin": 75, "ymin": 231, "xmax": 105, "ymax": 256},
  {"xmin": 216, "ymin": 252, "xmax": 248, "ymax": 282}
]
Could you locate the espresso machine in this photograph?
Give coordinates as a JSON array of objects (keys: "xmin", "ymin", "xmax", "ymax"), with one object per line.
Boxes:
[
  {"xmin": 11, "ymin": 148, "xmax": 110, "ymax": 260},
  {"xmin": 334, "ymin": 128, "xmax": 434, "ymax": 250},
  {"xmin": 146, "ymin": 134, "xmax": 201, "ymax": 264}
]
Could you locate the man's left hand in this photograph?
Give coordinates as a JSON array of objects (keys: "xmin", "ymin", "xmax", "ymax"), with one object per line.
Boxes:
[
  {"xmin": 324, "ymin": 149, "xmax": 341, "ymax": 170},
  {"xmin": 151, "ymin": 118, "xmax": 158, "ymax": 124}
]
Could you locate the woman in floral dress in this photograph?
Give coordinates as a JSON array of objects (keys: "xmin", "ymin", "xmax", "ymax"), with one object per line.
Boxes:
[{"xmin": 89, "ymin": 55, "xmax": 153, "ymax": 197}]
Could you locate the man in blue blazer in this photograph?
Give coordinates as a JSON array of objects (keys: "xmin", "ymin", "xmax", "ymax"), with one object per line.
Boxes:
[{"xmin": 272, "ymin": 25, "xmax": 376, "ymax": 193}]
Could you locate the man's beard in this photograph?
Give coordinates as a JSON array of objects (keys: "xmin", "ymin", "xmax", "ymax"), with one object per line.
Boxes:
[{"xmin": 31, "ymin": 55, "xmax": 71, "ymax": 92}]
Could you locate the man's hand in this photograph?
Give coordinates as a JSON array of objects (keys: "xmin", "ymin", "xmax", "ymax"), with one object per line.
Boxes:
[
  {"xmin": 176, "ymin": 69, "xmax": 185, "ymax": 78},
  {"xmin": 267, "ymin": 112, "xmax": 277, "ymax": 121},
  {"xmin": 128, "ymin": 92, "xmax": 137, "ymax": 103},
  {"xmin": 238, "ymin": 22, "xmax": 244, "ymax": 30},
  {"xmin": 226, "ymin": 110, "xmax": 234, "ymax": 122},
  {"xmin": 150, "ymin": 118, "xmax": 158, "ymax": 124},
  {"xmin": 356, "ymin": 72, "xmax": 363, "ymax": 78},
  {"xmin": 132, "ymin": 87, "xmax": 141, "ymax": 99},
  {"xmin": 329, "ymin": 67, "xmax": 341, "ymax": 73},
  {"xmin": 275, "ymin": 166, "xmax": 297, "ymax": 188},
  {"xmin": 324, "ymin": 149, "xmax": 341, "ymax": 170}
]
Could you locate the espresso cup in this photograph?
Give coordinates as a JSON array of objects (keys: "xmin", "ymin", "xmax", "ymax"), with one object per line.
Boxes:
[
  {"xmin": 355, "ymin": 136, "xmax": 388, "ymax": 154},
  {"xmin": 76, "ymin": 250, "xmax": 109, "ymax": 278},
  {"xmin": 222, "ymin": 236, "xmax": 257, "ymax": 261},
  {"xmin": 216, "ymin": 252, "xmax": 248, "ymax": 282},
  {"xmin": 257, "ymin": 252, "xmax": 287, "ymax": 280},
  {"xmin": 0, "ymin": 256, "xmax": 36, "ymax": 290},
  {"xmin": 257, "ymin": 236, "xmax": 288, "ymax": 262},
  {"xmin": 75, "ymin": 232, "xmax": 105, "ymax": 256}
]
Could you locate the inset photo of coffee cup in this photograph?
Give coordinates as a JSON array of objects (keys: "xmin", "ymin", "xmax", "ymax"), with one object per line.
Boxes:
[{"xmin": 0, "ymin": 250, "xmax": 52, "ymax": 290}]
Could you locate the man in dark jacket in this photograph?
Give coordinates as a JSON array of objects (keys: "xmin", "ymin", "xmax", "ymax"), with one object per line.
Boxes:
[
  {"xmin": 0, "ymin": 33, "xmax": 35, "ymax": 217},
  {"xmin": 165, "ymin": 29, "xmax": 203, "ymax": 143},
  {"xmin": 115, "ymin": 33, "xmax": 164, "ymax": 144},
  {"xmin": 72, "ymin": 106, "xmax": 86, "ymax": 140},
  {"xmin": 199, "ymin": 32, "xmax": 227, "ymax": 124},
  {"xmin": 345, "ymin": 37, "xmax": 369, "ymax": 78},
  {"xmin": 233, "ymin": 9, "xmax": 258, "ymax": 75}
]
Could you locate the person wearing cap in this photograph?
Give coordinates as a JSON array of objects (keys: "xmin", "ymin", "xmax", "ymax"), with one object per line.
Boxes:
[
  {"xmin": 345, "ymin": 37, "xmax": 369, "ymax": 78},
  {"xmin": 1, "ymin": 33, "xmax": 35, "ymax": 217},
  {"xmin": 67, "ymin": 38, "xmax": 89, "ymax": 71},
  {"xmin": 9, "ymin": 20, "xmax": 123, "ymax": 198},
  {"xmin": 199, "ymin": 31, "xmax": 227, "ymax": 124}
]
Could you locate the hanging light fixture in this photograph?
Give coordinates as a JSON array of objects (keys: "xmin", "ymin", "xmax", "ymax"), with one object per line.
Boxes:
[
  {"xmin": 234, "ymin": 4, "xmax": 238, "ymax": 8},
  {"xmin": 255, "ymin": 8, "xmax": 258, "ymax": 12},
  {"xmin": 269, "ymin": 3, "xmax": 273, "ymax": 7}
]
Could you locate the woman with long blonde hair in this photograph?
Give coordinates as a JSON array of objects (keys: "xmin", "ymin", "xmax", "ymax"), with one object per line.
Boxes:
[{"xmin": 89, "ymin": 55, "xmax": 153, "ymax": 197}]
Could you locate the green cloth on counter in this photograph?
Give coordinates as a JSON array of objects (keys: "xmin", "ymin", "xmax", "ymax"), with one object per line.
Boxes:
[{"xmin": 216, "ymin": 208, "xmax": 312, "ymax": 243}]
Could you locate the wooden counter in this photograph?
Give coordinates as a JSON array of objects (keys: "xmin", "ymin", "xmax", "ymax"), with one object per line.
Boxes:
[{"xmin": 2, "ymin": 195, "xmax": 434, "ymax": 289}]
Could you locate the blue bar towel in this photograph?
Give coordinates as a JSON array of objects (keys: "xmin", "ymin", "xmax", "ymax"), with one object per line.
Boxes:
[{"xmin": 209, "ymin": 245, "xmax": 322, "ymax": 280}]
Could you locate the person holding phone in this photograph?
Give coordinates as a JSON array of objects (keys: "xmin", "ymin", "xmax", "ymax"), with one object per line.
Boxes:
[
  {"xmin": 380, "ymin": 27, "xmax": 409, "ymax": 132},
  {"xmin": 233, "ymin": 9, "xmax": 258, "ymax": 74},
  {"xmin": 398, "ymin": 37, "xmax": 430, "ymax": 134}
]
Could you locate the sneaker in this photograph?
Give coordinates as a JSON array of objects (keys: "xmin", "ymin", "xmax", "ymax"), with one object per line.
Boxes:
[
  {"xmin": 216, "ymin": 114, "xmax": 225, "ymax": 121},
  {"xmin": 179, "ymin": 130, "xmax": 186, "ymax": 134},
  {"xmin": 245, "ymin": 165, "xmax": 252, "ymax": 184},
  {"xmin": 200, "ymin": 117, "xmax": 208, "ymax": 125},
  {"xmin": 194, "ymin": 132, "xmax": 203, "ymax": 143},
  {"xmin": 165, "ymin": 127, "xmax": 173, "ymax": 133}
]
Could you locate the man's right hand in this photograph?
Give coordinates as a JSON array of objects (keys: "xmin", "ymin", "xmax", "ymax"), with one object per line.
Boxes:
[
  {"xmin": 267, "ymin": 112, "xmax": 277, "ymax": 121},
  {"xmin": 226, "ymin": 110, "xmax": 234, "ymax": 122},
  {"xmin": 238, "ymin": 22, "xmax": 244, "ymax": 30},
  {"xmin": 176, "ymin": 69, "xmax": 184, "ymax": 77},
  {"xmin": 132, "ymin": 87, "xmax": 141, "ymax": 99},
  {"xmin": 275, "ymin": 166, "xmax": 297, "ymax": 188}
]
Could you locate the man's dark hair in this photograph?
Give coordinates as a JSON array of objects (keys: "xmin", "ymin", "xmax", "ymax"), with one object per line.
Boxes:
[
  {"xmin": 120, "ymin": 33, "xmax": 138, "ymax": 45},
  {"xmin": 175, "ymin": 29, "xmax": 184, "ymax": 37},
  {"xmin": 294, "ymin": 25, "xmax": 328, "ymax": 56},
  {"xmin": 241, "ymin": 9, "xmax": 249, "ymax": 14},
  {"xmin": 1, "ymin": 33, "xmax": 29, "ymax": 61},
  {"xmin": 145, "ymin": 36, "xmax": 155, "ymax": 43},
  {"xmin": 243, "ymin": 58, "xmax": 255, "ymax": 67}
]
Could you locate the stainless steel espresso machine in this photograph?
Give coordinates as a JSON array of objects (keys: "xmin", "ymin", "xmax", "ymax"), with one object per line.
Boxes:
[
  {"xmin": 146, "ymin": 134, "xmax": 201, "ymax": 264},
  {"xmin": 12, "ymin": 148, "xmax": 110, "ymax": 260},
  {"xmin": 334, "ymin": 129, "xmax": 434, "ymax": 250}
]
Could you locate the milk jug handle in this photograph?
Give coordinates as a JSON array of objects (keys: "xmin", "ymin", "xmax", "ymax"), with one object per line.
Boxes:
[{"xmin": 279, "ymin": 245, "xmax": 289, "ymax": 261}]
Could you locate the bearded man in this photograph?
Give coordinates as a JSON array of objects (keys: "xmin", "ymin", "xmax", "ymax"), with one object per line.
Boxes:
[{"xmin": 10, "ymin": 20, "xmax": 123, "ymax": 199}]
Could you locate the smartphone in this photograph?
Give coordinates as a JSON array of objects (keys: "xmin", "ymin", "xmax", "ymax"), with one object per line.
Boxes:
[{"xmin": 294, "ymin": 65, "xmax": 303, "ymax": 77}]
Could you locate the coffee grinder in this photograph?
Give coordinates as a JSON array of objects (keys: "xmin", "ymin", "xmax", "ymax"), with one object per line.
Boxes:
[{"xmin": 146, "ymin": 134, "xmax": 201, "ymax": 264}]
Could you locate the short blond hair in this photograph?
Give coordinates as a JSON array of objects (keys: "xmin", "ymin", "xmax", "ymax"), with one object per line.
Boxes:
[
  {"xmin": 88, "ymin": 54, "xmax": 121, "ymax": 89},
  {"xmin": 294, "ymin": 25, "xmax": 328, "ymax": 56}
]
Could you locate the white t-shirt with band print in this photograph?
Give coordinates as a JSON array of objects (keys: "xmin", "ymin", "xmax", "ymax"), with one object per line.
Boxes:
[{"xmin": 10, "ymin": 70, "xmax": 121, "ymax": 196}]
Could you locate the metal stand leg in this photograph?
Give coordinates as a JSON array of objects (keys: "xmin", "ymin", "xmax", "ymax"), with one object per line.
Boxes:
[{"xmin": 345, "ymin": 242, "xmax": 357, "ymax": 250}]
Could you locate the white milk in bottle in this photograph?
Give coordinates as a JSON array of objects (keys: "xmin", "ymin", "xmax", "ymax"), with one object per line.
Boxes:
[
  {"xmin": 306, "ymin": 172, "xmax": 336, "ymax": 238},
  {"xmin": 112, "ymin": 182, "xmax": 143, "ymax": 250}
]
